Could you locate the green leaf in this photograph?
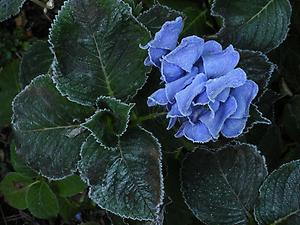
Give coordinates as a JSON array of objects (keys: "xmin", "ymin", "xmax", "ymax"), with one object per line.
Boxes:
[
  {"xmin": 50, "ymin": 0, "xmax": 151, "ymax": 106},
  {"xmin": 78, "ymin": 127, "xmax": 164, "ymax": 221},
  {"xmin": 58, "ymin": 197, "xmax": 79, "ymax": 222},
  {"xmin": 238, "ymin": 50, "xmax": 275, "ymax": 101},
  {"xmin": 237, "ymin": 50, "xmax": 274, "ymax": 132},
  {"xmin": 54, "ymin": 174, "xmax": 87, "ymax": 197},
  {"xmin": 255, "ymin": 160, "xmax": 300, "ymax": 225},
  {"xmin": 164, "ymin": 155, "xmax": 200, "ymax": 225},
  {"xmin": 282, "ymin": 95, "xmax": 300, "ymax": 143},
  {"xmin": 137, "ymin": 3, "xmax": 183, "ymax": 34},
  {"xmin": 244, "ymin": 104, "xmax": 271, "ymax": 134},
  {"xmin": 211, "ymin": 0, "xmax": 292, "ymax": 52},
  {"xmin": 0, "ymin": 0, "xmax": 26, "ymax": 22},
  {"xmin": 0, "ymin": 172, "xmax": 33, "ymax": 209},
  {"xmin": 12, "ymin": 74, "xmax": 93, "ymax": 179},
  {"xmin": 19, "ymin": 40, "xmax": 53, "ymax": 89},
  {"xmin": 0, "ymin": 60, "xmax": 21, "ymax": 127},
  {"xmin": 26, "ymin": 181, "xmax": 59, "ymax": 219},
  {"xmin": 10, "ymin": 141, "xmax": 37, "ymax": 178},
  {"xmin": 82, "ymin": 96, "xmax": 134, "ymax": 148},
  {"xmin": 181, "ymin": 143, "xmax": 267, "ymax": 225}
]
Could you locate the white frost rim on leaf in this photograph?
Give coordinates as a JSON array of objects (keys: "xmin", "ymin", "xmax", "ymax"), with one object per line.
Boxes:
[
  {"xmin": 179, "ymin": 142, "xmax": 268, "ymax": 225},
  {"xmin": 78, "ymin": 126, "xmax": 164, "ymax": 222},
  {"xmin": 11, "ymin": 74, "xmax": 83, "ymax": 181}
]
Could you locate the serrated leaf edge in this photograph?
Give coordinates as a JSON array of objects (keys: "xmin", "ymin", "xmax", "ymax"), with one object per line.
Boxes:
[
  {"xmin": 78, "ymin": 126, "xmax": 164, "ymax": 222},
  {"xmin": 48, "ymin": 0, "xmax": 151, "ymax": 106},
  {"xmin": 0, "ymin": 0, "xmax": 27, "ymax": 22},
  {"xmin": 81, "ymin": 108, "xmax": 117, "ymax": 150},
  {"xmin": 254, "ymin": 159, "xmax": 300, "ymax": 225},
  {"xmin": 211, "ymin": 0, "xmax": 292, "ymax": 53},
  {"xmin": 11, "ymin": 74, "xmax": 83, "ymax": 181},
  {"xmin": 180, "ymin": 142, "xmax": 268, "ymax": 225},
  {"xmin": 96, "ymin": 95, "xmax": 135, "ymax": 137}
]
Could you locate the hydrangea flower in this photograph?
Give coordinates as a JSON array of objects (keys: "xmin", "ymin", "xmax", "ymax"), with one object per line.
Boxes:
[{"xmin": 143, "ymin": 17, "xmax": 258, "ymax": 143}]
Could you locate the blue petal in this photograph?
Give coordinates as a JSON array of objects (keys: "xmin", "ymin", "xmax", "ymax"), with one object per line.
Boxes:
[
  {"xmin": 147, "ymin": 88, "xmax": 168, "ymax": 106},
  {"xmin": 200, "ymin": 96, "xmax": 237, "ymax": 138},
  {"xmin": 147, "ymin": 48, "xmax": 169, "ymax": 67},
  {"xmin": 146, "ymin": 17, "xmax": 184, "ymax": 50},
  {"xmin": 165, "ymin": 67, "xmax": 198, "ymax": 103},
  {"xmin": 188, "ymin": 106, "xmax": 208, "ymax": 124},
  {"xmin": 163, "ymin": 36, "xmax": 204, "ymax": 72},
  {"xmin": 175, "ymin": 122, "xmax": 186, "ymax": 138},
  {"xmin": 161, "ymin": 60, "xmax": 185, "ymax": 82},
  {"xmin": 183, "ymin": 122, "xmax": 213, "ymax": 143},
  {"xmin": 144, "ymin": 56, "xmax": 152, "ymax": 66},
  {"xmin": 216, "ymin": 88, "xmax": 230, "ymax": 102},
  {"xmin": 167, "ymin": 117, "xmax": 177, "ymax": 130},
  {"xmin": 208, "ymin": 101, "xmax": 220, "ymax": 118},
  {"xmin": 202, "ymin": 45, "xmax": 240, "ymax": 78},
  {"xmin": 193, "ymin": 91, "xmax": 210, "ymax": 106},
  {"xmin": 205, "ymin": 68, "xmax": 247, "ymax": 101},
  {"xmin": 175, "ymin": 73, "xmax": 207, "ymax": 116},
  {"xmin": 203, "ymin": 40, "xmax": 222, "ymax": 55},
  {"xmin": 230, "ymin": 80, "xmax": 258, "ymax": 118},
  {"xmin": 167, "ymin": 103, "xmax": 183, "ymax": 118},
  {"xmin": 221, "ymin": 118, "xmax": 248, "ymax": 138}
]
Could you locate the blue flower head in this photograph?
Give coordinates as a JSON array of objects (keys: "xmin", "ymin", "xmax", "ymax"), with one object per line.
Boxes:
[{"xmin": 144, "ymin": 17, "xmax": 258, "ymax": 143}]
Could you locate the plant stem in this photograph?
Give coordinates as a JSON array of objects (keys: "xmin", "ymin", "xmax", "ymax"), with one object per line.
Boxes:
[{"xmin": 134, "ymin": 112, "xmax": 167, "ymax": 124}]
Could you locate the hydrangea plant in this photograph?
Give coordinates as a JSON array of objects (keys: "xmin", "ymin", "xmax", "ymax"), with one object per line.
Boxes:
[
  {"xmin": 144, "ymin": 17, "xmax": 259, "ymax": 143},
  {"xmin": 1, "ymin": 0, "xmax": 298, "ymax": 225}
]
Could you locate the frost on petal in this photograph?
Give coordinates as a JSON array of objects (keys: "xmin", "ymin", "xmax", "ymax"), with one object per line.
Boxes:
[
  {"xmin": 147, "ymin": 88, "xmax": 168, "ymax": 106},
  {"xmin": 165, "ymin": 67, "xmax": 198, "ymax": 103},
  {"xmin": 230, "ymin": 80, "xmax": 259, "ymax": 119},
  {"xmin": 200, "ymin": 96, "xmax": 237, "ymax": 138},
  {"xmin": 203, "ymin": 40, "xmax": 223, "ymax": 55},
  {"xmin": 202, "ymin": 45, "xmax": 240, "ymax": 78},
  {"xmin": 175, "ymin": 122, "xmax": 186, "ymax": 138},
  {"xmin": 147, "ymin": 17, "xmax": 184, "ymax": 50},
  {"xmin": 221, "ymin": 118, "xmax": 248, "ymax": 138},
  {"xmin": 205, "ymin": 68, "xmax": 247, "ymax": 101},
  {"xmin": 163, "ymin": 36, "xmax": 204, "ymax": 72},
  {"xmin": 167, "ymin": 103, "xmax": 183, "ymax": 118},
  {"xmin": 147, "ymin": 48, "xmax": 169, "ymax": 67},
  {"xmin": 188, "ymin": 107, "xmax": 208, "ymax": 124},
  {"xmin": 208, "ymin": 101, "xmax": 220, "ymax": 118},
  {"xmin": 161, "ymin": 60, "xmax": 185, "ymax": 82},
  {"xmin": 175, "ymin": 73, "xmax": 207, "ymax": 116},
  {"xmin": 183, "ymin": 122, "xmax": 213, "ymax": 143},
  {"xmin": 215, "ymin": 88, "xmax": 230, "ymax": 102},
  {"xmin": 193, "ymin": 91, "xmax": 210, "ymax": 106},
  {"xmin": 167, "ymin": 117, "xmax": 177, "ymax": 130}
]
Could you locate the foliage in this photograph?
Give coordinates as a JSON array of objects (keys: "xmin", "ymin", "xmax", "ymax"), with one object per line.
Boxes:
[{"xmin": 0, "ymin": 0, "xmax": 299, "ymax": 225}]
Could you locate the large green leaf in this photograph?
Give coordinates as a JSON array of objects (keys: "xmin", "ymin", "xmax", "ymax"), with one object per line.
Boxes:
[
  {"xmin": 26, "ymin": 181, "xmax": 59, "ymax": 219},
  {"xmin": 181, "ymin": 143, "xmax": 267, "ymax": 225},
  {"xmin": 211, "ymin": 0, "xmax": 292, "ymax": 52},
  {"xmin": 50, "ymin": 0, "xmax": 151, "ymax": 106},
  {"xmin": 12, "ymin": 74, "xmax": 93, "ymax": 179},
  {"xmin": 19, "ymin": 40, "xmax": 53, "ymax": 89},
  {"xmin": 82, "ymin": 96, "xmax": 134, "ymax": 148},
  {"xmin": 137, "ymin": 3, "xmax": 182, "ymax": 35},
  {"xmin": 78, "ymin": 127, "xmax": 164, "ymax": 221},
  {"xmin": 0, "ymin": 0, "xmax": 26, "ymax": 22},
  {"xmin": 255, "ymin": 160, "xmax": 300, "ymax": 225},
  {"xmin": 10, "ymin": 141, "xmax": 36, "ymax": 178},
  {"xmin": 0, "ymin": 60, "xmax": 21, "ymax": 127},
  {"xmin": 0, "ymin": 172, "xmax": 33, "ymax": 209}
]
